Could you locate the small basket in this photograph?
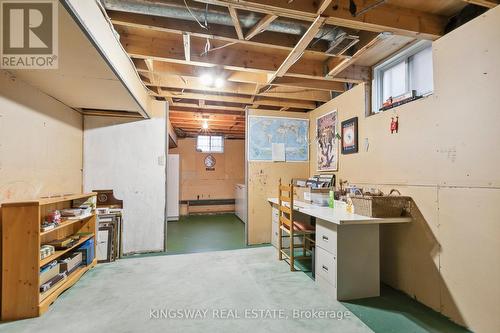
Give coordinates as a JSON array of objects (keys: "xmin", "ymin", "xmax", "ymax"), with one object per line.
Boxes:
[{"xmin": 351, "ymin": 189, "xmax": 411, "ymax": 218}]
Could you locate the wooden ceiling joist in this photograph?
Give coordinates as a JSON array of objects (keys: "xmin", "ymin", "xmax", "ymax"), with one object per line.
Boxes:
[
  {"xmin": 158, "ymin": 89, "xmax": 317, "ymax": 109},
  {"xmin": 170, "ymin": 111, "xmax": 245, "ymax": 121},
  {"xmin": 189, "ymin": 0, "xmax": 447, "ymax": 40},
  {"xmin": 105, "ymin": 0, "xmax": 468, "ymax": 137},
  {"xmin": 170, "ymin": 121, "xmax": 246, "ymax": 128},
  {"xmin": 169, "ymin": 105, "xmax": 245, "ymax": 115},
  {"xmin": 177, "ymin": 127, "xmax": 245, "ymax": 134},
  {"xmin": 227, "ymin": 6, "xmax": 244, "ymax": 40},
  {"xmin": 317, "ymin": 0, "xmax": 334, "ymax": 14},
  {"xmin": 271, "ymin": 76, "xmax": 345, "ymax": 92},
  {"xmin": 244, "ymin": 14, "xmax": 278, "ymax": 40},
  {"xmin": 108, "ymin": 10, "xmax": 333, "ymax": 57},
  {"xmin": 144, "ymin": 73, "xmax": 333, "ymax": 102},
  {"xmin": 121, "ymin": 30, "xmax": 366, "ymax": 83},
  {"xmin": 146, "ymin": 74, "xmax": 331, "ymax": 102},
  {"xmin": 326, "ymin": 32, "xmax": 383, "ymax": 77},
  {"xmin": 136, "ymin": 60, "xmax": 350, "ymax": 90},
  {"xmin": 268, "ymin": 15, "xmax": 327, "ymax": 84},
  {"xmin": 462, "ymin": 0, "xmax": 499, "ymax": 8}
]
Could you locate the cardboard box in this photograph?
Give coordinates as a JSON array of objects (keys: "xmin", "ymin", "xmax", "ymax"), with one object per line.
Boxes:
[
  {"xmin": 294, "ymin": 186, "xmax": 330, "ymax": 205},
  {"xmin": 59, "ymin": 252, "xmax": 83, "ymax": 273},
  {"xmin": 40, "ymin": 263, "xmax": 60, "ymax": 285}
]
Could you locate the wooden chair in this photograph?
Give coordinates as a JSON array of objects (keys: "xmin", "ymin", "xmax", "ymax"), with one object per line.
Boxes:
[{"xmin": 278, "ymin": 179, "xmax": 315, "ymax": 271}]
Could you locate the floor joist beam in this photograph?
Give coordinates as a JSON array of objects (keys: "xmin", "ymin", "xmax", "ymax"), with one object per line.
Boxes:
[{"xmin": 189, "ymin": 0, "xmax": 446, "ymax": 40}]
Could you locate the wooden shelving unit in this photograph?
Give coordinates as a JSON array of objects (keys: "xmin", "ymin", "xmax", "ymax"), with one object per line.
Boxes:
[{"xmin": 1, "ymin": 193, "xmax": 97, "ymax": 320}]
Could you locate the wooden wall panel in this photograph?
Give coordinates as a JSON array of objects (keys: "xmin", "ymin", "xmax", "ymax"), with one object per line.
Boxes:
[
  {"xmin": 247, "ymin": 109, "xmax": 309, "ymax": 245},
  {"xmin": 432, "ymin": 11, "xmax": 500, "ymax": 188},
  {"xmin": 306, "ymin": 7, "xmax": 500, "ymax": 332},
  {"xmin": 438, "ymin": 187, "xmax": 500, "ymax": 331}
]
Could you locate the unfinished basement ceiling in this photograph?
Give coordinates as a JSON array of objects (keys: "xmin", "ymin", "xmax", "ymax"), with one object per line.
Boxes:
[{"xmin": 102, "ymin": 0, "xmax": 471, "ymax": 138}]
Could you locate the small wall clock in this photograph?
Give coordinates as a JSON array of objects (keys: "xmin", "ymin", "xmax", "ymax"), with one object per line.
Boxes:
[{"xmin": 204, "ymin": 154, "xmax": 216, "ymax": 170}]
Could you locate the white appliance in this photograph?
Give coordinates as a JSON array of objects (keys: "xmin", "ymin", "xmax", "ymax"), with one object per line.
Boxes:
[
  {"xmin": 167, "ymin": 154, "xmax": 180, "ymax": 221},
  {"xmin": 235, "ymin": 183, "xmax": 247, "ymax": 224}
]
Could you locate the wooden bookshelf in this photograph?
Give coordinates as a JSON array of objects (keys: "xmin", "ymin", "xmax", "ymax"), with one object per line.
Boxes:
[
  {"xmin": 1, "ymin": 193, "xmax": 97, "ymax": 320},
  {"xmin": 39, "ymin": 234, "xmax": 93, "ymax": 267}
]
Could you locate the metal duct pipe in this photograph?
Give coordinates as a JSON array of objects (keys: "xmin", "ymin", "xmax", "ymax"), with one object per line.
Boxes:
[{"xmin": 103, "ymin": 0, "xmax": 343, "ymax": 41}]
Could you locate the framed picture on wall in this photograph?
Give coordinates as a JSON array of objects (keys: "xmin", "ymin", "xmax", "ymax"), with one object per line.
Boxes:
[
  {"xmin": 341, "ymin": 117, "xmax": 358, "ymax": 155},
  {"xmin": 316, "ymin": 110, "xmax": 338, "ymax": 171}
]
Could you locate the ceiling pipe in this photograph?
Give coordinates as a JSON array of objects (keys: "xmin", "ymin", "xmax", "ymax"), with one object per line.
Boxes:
[{"xmin": 102, "ymin": 0, "xmax": 345, "ymax": 42}]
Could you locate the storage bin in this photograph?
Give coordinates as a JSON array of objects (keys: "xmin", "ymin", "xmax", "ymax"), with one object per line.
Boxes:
[
  {"xmin": 59, "ymin": 252, "xmax": 83, "ymax": 273},
  {"xmin": 350, "ymin": 190, "xmax": 411, "ymax": 218},
  {"xmin": 75, "ymin": 238, "xmax": 95, "ymax": 265},
  {"xmin": 40, "ymin": 262, "xmax": 60, "ymax": 285}
]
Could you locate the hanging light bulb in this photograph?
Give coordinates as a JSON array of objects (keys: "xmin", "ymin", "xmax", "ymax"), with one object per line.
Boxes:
[
  {"xmin": 199, "ymin": 73, "xmax": 214, "ymax": 86},
  {"xmin": 202, "ymin": 120, "xmax": 209, "ymax": 129},
  {"xmin": 214, "ymin": 77, "xmax": 225, "ymax": 89}
]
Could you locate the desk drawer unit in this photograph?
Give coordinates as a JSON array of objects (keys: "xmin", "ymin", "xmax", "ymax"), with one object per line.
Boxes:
[
  {"xmin": 316, "ymin": 221, "xmax": 337, "ymax": 255},
  {"xmin": 271, "ymin": 207, "xmax": 279, "ymax": 247},
  {"xmin": 272, "ymin": 207, "xmax": 279, "ymax": 223},
  {"xmin": 315, "ymin": 218, "xmax": 338, "ymax": 297},
  {"xmin": 315, "ymin": 246, "xmax": 336, "ymax": 287},
  {"xmin": 271, "ymin": 219, "xmax": 278, "ymax": 247}
]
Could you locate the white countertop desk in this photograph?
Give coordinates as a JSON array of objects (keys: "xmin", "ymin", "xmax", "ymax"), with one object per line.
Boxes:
[
  {"xmin": 268, "ymin": 197, "xmax": 412, "ymax": 300},
  {"xmin": 267, "ymin": 197, "xmax": 412, "ymax": 225}
]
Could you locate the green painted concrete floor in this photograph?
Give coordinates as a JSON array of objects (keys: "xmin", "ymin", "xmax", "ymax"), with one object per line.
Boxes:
[
  {"xmin": 167, "ymin": 213, "xmax": 247, "ymax": 254},
  {"xmin": 166, "ymin": 213, "xmax": 471, "ymax": 333}
]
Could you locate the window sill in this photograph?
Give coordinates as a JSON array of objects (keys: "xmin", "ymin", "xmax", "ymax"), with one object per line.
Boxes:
[{"xmin": 370, "ymin": 93, "xmax": 433, "ymax": 117}]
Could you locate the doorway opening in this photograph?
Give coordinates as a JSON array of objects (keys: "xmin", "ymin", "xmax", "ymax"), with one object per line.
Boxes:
[{"xmin": 167, "ymin": 134, "xmax": 247, "ymax": 255}]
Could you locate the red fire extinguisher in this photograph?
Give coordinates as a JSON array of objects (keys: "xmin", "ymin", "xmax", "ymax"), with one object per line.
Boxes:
[{"xmin": 390, "ymin": 116, "xmax": 399, "ymax": 134}]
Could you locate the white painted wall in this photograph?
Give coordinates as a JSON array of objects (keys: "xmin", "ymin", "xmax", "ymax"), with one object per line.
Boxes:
[
  {"xmin": 83, "ymin": 101, "xmax": 167, "ymax": 254},
  {"xmin": 0, "ymin": 71, "xmax": 83, "ymax": 202}
]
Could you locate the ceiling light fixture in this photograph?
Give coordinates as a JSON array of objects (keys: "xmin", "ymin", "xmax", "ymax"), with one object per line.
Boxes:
[
  {"xmin": 214, "ymin": 77, "xmax": 225, "ymax": 89},
  {"xmin": 199, "ymin": 73, "xmax": 225, "ymax": 88},
  {"xmin": 199, "ymin": 73, "xmax": 214, "ymax": 86},
  {"xmin": 202, "ymin": 120, "xmax": 209, "ymax": 129}
]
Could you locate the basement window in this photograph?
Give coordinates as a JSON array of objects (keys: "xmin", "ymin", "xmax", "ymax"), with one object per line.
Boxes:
[
  {"xmin": 196, "ymin": 135, "xmax": 224, "ymax": 153},
  {"xmin": 371, "ymin": 40, "xmax": 433, "ymax": 114}
]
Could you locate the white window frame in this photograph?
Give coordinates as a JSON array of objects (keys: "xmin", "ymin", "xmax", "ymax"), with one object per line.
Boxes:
[
  {"xmin": 196, "ymin": 135, "xmax": 224, "ymax": 153},
  {"xmin": 371, "ymin": 40, "xmax": 433, "ymax": 114}
]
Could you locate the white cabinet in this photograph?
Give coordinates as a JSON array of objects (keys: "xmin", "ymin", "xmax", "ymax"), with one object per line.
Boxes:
[
  {"xmin": 271, "ymin": 207, "xmax": 279, "ymax": 247},
  {"xmin": 315, "ymin": 218, "xmax": 380, "ymax": 300},
  {"xmin": 167, "ymin": 154, "xmax": 180, "ymax": 221},
  {"xmin": 235, "ymin": 184, "xmax": 247, "ymax": 223}
]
